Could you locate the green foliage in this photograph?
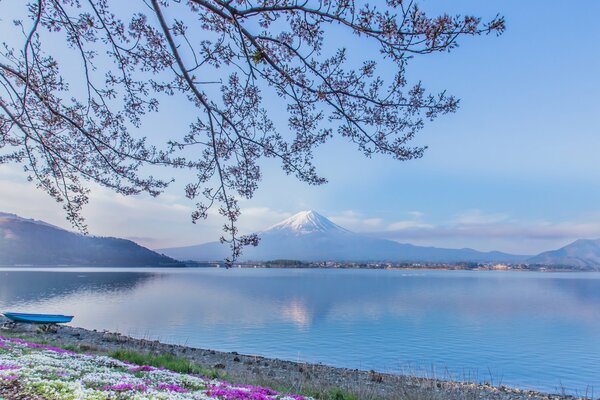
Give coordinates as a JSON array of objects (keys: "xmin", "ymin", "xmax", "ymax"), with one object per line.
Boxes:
[
  {"xmin": 0, "ymin": 332, "xmax": 82, "ymax": 353},
  {"xmin": 265, "ymin": 259, "xmax": 306, "ymax": 266},
  {"xmin": 109, "ymin": 349, "xmax": 226, "ymax": 379},
  {"xmin": 30, "ymin": 380, "xmax": 77, "ymax": 400},
  {"xmin": 251, "ymin": 49, "xmax": 266, "ymax": 65},
  {"xmin": 316, "ymin": 388, "xmax": 359, "ymax": 400},
  {"xmin": 265, "ymin": 385, "xmax": 358, "ymax": 400},
  {"xmin": 1, "ymin": 332, "xmax": 49, "ymax": 346}
]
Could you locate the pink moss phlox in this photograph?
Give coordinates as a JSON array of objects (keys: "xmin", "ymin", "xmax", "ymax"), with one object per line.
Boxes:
[
  {"xmin": 128, "ymin": 365, "xmax": 156, "ymax": 372},
  {"xmin": 102, "ymin": 383, "xmax": 147, "ymax": 392},
  {"xmin": 0, "ymin": 365, "xmax": 21, "ymax": 371},
  {"xmin": 0, "ymin": 336, "xmax": 76, "ymax": 355},
  {"xmin": 157, "ymin": 383, "xmax": 190, "ymax": 393},
  {"xmin": 0, "ymin": 336, "xmax": 306, "ymax": 400},
  {"xmin": 234, "ymin": 385, "xmax": 278, "ymax": 396},
  {"xmin": 208, "ymin": 385, "xmax": 279, "ymax": 400}
]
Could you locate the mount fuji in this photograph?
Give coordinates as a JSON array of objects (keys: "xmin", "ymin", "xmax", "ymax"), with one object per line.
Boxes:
[{"xmin": 159, "ymin": 210, "xmax": 528, "ymax": 263}]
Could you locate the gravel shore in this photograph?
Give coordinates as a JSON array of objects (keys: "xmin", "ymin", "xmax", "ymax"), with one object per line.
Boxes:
[{"xmin": 0, "ymin": 318, "xmax": 591, "ymax": 400}]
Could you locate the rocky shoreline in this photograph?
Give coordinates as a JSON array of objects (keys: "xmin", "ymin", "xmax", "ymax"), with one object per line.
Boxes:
[{"xmin": 0, "ymin": 318, "xmax": 589, "ymax": 400}]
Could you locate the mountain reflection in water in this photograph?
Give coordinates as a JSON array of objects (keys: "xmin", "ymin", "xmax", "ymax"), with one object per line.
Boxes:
[{"xmin": 0, "ymin": 268, "xmax": 599, "ymax": 396}]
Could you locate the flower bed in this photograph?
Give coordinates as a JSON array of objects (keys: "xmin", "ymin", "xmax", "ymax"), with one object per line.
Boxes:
[{"xmin": 0, "ymin": 336, "xmax": 309, "ymax": 400}]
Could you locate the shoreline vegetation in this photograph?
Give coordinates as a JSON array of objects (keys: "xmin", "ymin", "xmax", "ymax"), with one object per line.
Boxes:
[
  {"xmin": 0, "ymin": 319, "xmax": 591, "ymax": 400},
  {"xmin": 186, "ymin": 261, "xmax": 599, "ymax": 273}
]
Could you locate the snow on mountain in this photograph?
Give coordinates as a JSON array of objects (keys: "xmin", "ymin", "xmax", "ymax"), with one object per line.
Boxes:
[
  {"xmin": 160, "ymin": 210, "xmax": 528, "ymax": 263},
  {"xmin": 264, "ymin": 210, "xmax": 350, "ymax": 235}
]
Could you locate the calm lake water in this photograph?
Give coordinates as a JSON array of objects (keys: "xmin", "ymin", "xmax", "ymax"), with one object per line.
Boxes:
[{"xmin": 1, "ymin": 268, "xmax": 599, "ymax": 395}]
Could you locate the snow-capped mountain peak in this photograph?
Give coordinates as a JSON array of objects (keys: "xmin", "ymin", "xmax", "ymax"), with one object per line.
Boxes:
[
  {"xmin": 264, "ymin": 210, "xmax": 350, "ymax": 235},
  {"xmin": 160, "ymin": 210, "xmax": 529, "ymax": 263}
]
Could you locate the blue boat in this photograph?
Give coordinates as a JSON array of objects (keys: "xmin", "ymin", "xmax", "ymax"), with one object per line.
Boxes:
[{"xmin": 2, "ymin": 312, "xmax": 74, "ymax": 324}]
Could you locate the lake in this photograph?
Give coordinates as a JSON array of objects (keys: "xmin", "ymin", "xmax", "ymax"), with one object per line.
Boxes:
[{"xmin": 0, "ymin": 267, "xmax": 599, "ymax": 396}]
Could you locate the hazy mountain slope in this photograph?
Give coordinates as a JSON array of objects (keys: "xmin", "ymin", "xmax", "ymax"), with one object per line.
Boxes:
[
  {"xmin": 0, "ymin": 212, "xmax": 180, "ymax": 267},
  {"xmin": 160, "ymin": 211, "xmax": 527, "ymax": 263},
  {"xmin": 527, "ymin": 239, "xmax": 600, "ymax": 268}
]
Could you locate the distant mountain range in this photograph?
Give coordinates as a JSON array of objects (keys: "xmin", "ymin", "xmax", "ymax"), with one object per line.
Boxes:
[
  {"xmin": 0, "ymin": 212, "xmax": 180, "ymax": 267},
  {"xmin": 527, "ymin": 239, "xmax": 600, "ymax": 268},
  {"xmin": 4, "ymin": 210, "xmax": 600, "ymax": 269},
  {"xmin": 159, "ymin": 210, "xmax": 530, "ymax": 264}
]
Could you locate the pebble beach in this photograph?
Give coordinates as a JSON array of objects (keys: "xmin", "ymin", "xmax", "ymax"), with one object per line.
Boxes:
[{"xmin": 0, "ymin": 317, "xmax": 591, "ymax": 400}]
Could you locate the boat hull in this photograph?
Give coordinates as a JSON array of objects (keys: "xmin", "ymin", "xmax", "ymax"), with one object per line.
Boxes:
[{"xmin": 2, "ymin": 312, "xmax": 74, "ymax": 324}]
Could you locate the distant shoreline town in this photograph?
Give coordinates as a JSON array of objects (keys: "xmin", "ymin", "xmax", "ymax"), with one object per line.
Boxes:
[{"xmin": 204, "ymin": 260, "xmax": 599, "ymax": 272}]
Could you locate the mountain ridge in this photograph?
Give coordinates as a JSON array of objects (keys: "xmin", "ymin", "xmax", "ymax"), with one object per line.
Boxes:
[
  {"xmin": 527, "ymin": 238, "xmax": 600, "ymax": 268},
  {"xmin": 0, "ymin": 212, "xmax": 181, "ymax": 267}
]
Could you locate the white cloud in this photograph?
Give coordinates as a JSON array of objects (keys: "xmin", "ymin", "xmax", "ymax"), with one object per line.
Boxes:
[
  {"xmin": 363, "ymin": 218, "xmax": 383, "ymax": 227},
  {"xmin": 237, "ymin": 207, "xmax": 292, "ymax": 232},
  {"xmin": 387, "ymin": 220, "xmax": 433, "ymax": 230},
  {"xmin": 328, "ymin": 210, "xmax": 384, "ymax": 232},
  {"xmin": 386, "ymin": 211, "xmax": 432, "ymax": 231},
  {"xmin": 376, "ymin": 212, "xmax": 600, "ymax": 254},
  {"xmin": 453, "ymin": 209, "xmax": 510, "ymax": 225}
]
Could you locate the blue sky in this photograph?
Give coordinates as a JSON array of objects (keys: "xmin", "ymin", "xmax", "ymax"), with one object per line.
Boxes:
[{"xmin": 1, "ymin": 1, "xmax": 600, "ymax": 255}]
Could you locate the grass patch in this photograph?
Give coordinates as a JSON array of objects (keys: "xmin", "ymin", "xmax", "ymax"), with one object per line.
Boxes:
[
  {"xmin": 0, "ymin": 331, "xmax": 83, "ymax": 353},
  {"xmin": 303, "ymin": 388, "xmax": 359, "ymax": 400},
  {"xmin": 241, "ymin": 379, "xmax": 360, "ymax": 400},
  {"xmin": 2, "ymin": 332, "xmax": 54, "ymax": 347},
  {"xmin": 109, "ymin": 349, "xmax": 227, "ymax": 379}
]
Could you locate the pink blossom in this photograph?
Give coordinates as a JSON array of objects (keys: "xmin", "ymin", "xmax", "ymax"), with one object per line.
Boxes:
[
  {"xmin": 0, "ymin": 336, "xmax": 76, "ymax": 355},
  {"xmin": 102, "ymin": 383, "xmax": 147, "ymax": 392},
  {"xmin": 129, "ymin": 365, "xmax": 156, "ymax": 372},
  {"xmin": 0, "ymin": 365, "xmax": 21, "ymax": 371},
  {"xmin": 157, "ymin": 383, "xmax": 190, "ymax": 393},
  {"xmin": 208, "ymin": 385, "xmax": 279, "ymax": 400}
]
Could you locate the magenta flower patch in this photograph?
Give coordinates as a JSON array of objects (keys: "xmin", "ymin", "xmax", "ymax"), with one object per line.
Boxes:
[
  {"xmin": 208, "ymin": 385, "xmax": 281, "ymax": 400},
  {"xmin": 157, "ymin": 383, "xmax": 190, "ymax": 393},
  {"xmin": 102, "ymin": 383, "xmax": 147, "ymax": 392},
  {"xmin": 129, "ymin": 365, "xmax": 156, "ymax": 372},
  {"xmin": 0, "ymin": 365, "xmax": 21, "ymax": 371},
  {"xmin": 0, "ymin": 336, "xmax": 76, "ymax": 355}
]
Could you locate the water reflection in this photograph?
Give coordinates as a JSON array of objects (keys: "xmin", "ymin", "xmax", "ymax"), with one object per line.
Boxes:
[
  {"xmin": 280, "ymin": 299, "xmax": 312, "ymax": 328},
  {"xmin": 0, "ymin": 269, "xmax": 154, "ymax": 312},
  {"xmin": 0, "ymin": 268, "xmax": 599, "ymax": 395}
]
